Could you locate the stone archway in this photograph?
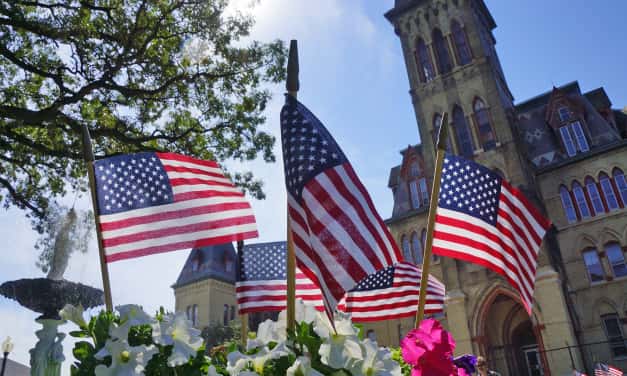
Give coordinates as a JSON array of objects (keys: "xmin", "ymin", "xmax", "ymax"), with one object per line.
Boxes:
[{"xmin": 473, "ymin": 286, "xmax": 549, "ymax": 376}]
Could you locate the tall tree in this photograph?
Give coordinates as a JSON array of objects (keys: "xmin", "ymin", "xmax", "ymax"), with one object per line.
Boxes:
[{"xmin": 0, "ymin": 0, "xmax": 285, "ymax": 234}]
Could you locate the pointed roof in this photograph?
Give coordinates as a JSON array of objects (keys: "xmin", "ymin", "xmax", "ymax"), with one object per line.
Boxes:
[{"xmin": 172, "ymin": 243, "xmax": 237, "ymax": 288}]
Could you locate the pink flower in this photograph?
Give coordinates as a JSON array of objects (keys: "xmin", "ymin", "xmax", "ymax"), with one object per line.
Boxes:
[{"xmin": 400, "ymin": 319, "xmax": 457, "ymax": 376}]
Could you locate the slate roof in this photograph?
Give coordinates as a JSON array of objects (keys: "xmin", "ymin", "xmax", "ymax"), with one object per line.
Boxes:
[
  {"xmin": 4, "ymin": 359, "xmax": 30, "ymax": 376},
  {"xmin": 172, "ymin": 243, "xmax": 237, "ymax": 288},
  {"xmin": 514, "ymin": 81, "xmax": 621, "ymax": 168}
]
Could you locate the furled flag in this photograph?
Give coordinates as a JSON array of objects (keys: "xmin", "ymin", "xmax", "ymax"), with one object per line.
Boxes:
[
  {"xmin": 595, "ymin": 363, "xmax": 624, "ymax": 376},
  {"xmin": 432, "ymin": 154, "xmax": 551, "ymax": 313},
  {"xmin": 235, "ymin": 241, "xmax": 445, "ymax": 322},
  {"xmin": 236, "ymin": 241, "xmax": 324, "ymax": 314},
  {"xmin": 337, "ymin": 262, "xmax": 445, "ymax": 322},
  {"xmin": 93, "ymin": 152, "xmax": 258, "ymax": 262},
  {"xmin": 280, "ymin": 95, "xmax": 402, "ymax": 313}
]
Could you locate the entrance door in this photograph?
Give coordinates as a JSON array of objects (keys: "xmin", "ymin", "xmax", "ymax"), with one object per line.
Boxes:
[{"xmin": 522, "ymin": 347, "xmax": 543, "ymax": 376}]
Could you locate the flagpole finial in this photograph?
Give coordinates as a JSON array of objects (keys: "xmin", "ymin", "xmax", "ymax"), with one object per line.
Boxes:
[
  {"xmin": 286, "ymin": 40, "xmax": 299, "ymax": 97},
  {"xmin": 436, "ymin": 112, "xmax": 449, "ymax": 151}
]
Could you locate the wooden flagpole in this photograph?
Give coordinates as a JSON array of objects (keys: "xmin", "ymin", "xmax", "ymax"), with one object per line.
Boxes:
[
  {"xmin": 285, "ymin": 39, "xmax": 299, "ymax": 333},
  {"xmin": 81, "ymin": 125, "xmax": 114, "ymax": 312},
  {"xmin": 415, "ymin": 112, "xmax": 448, "ymax": 328},
  {"xmin": 236, "ymin": 240, "xmax": 248, "ymax": 345}
]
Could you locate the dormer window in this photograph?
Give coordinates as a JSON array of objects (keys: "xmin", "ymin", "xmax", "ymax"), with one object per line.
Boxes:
[
  {"xmin": 558, "ymin": 106, "xmax": 571, "ymax": 122},
  {"xmin": 559, "ymin": 121, "xmax": 589, "ymax": 157},
  {"xmin": 409, "ymin": 180, "xmax": 420, "ymax": 209},
  {"xmin": 409, "ymin": 162, "xmax": 421, "ymax": 177}
]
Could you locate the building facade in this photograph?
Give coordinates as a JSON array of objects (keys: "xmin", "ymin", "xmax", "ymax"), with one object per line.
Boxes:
[{"xmin": 384, "ymin": 1, "xmax": 627, "ymax": 376}]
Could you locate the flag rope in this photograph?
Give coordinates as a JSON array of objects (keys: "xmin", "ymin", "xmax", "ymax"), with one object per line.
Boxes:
[{"xmin": 415, "ymin": 112, "xmax": 448, "ymax": 327}]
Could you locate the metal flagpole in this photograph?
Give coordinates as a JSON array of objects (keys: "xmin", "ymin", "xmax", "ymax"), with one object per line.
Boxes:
[
  {"xmin": 236, "ymin": 240, "xmax": 247, "ymax": 345},
  {"xmin": 285, "ymin": 39, "xmax": 299, "ymax": 333},
  {"xmin": 415, "ymin": 112, "xmax": 448, "ymax": 328},
  {"xmin": 81, "ymin": 125, "xmax": 114, "ymax": 312}
]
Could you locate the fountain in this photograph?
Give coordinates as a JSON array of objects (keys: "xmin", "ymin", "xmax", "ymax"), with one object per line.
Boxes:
[{"xmin": 0, "ymin": 207, "xmax": 104, "ymax": 375}]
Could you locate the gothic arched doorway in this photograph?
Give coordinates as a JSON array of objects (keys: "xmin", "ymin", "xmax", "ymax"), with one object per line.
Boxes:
[{"xmin": 475, "ymin": 288, "xmax": 548, "ymax": 376}]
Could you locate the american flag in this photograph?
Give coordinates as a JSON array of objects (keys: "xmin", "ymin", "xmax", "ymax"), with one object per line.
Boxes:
[
  {"xmin": 236, "ymin": 241, "xmax": 324, "ymax": 314},
  {"xmin": 432, "ymin": 155, "xmax": 551, "ymax": 313},
  {"xmin": 337, "ymin": 262, "xmax": 445, "ymax": 322},
  {"xmin": 235, "ymin": 242, "xmax": 445, "ymax": 321},
  {"xmin": 93, "ymin": 152, "xmax": 258, "ymax": 262},
  {"xmin": 595, "ymin": 363, "xmax": 623, "ymax": 376},
  {"xmin": 281, "ymin": 95, "xmax": 402, "ymax": 314}
]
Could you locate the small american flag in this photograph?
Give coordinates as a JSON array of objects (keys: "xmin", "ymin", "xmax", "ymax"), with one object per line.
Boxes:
[
  {"xmin": 337, "ymin": 262, "xmax": 445, "ymax": 322},
  {"xmin": 595, "ymin": 363, "xmax": 624, "ymax": 376},
  {"xmin": 281, "ymin": 95, "xmax": 402, "ymax": 314},
  {"xmin": 236, "ymin": 241, "xmax": 323, "ymax": 314},
  {"xmin": 235, "ymin": 242, "xmax": 444, "ymax": 321},
  {"xmin": 94, "ymin": 152, "xmax": 258, "ymax": 262},
  {"xmin": 432, "ymin": 155, "xmax": 551, "ymax": 313}
]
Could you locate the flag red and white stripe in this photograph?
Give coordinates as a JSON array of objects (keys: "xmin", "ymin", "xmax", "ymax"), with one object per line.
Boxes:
[
  {"xmin": 94, "ymin": 152, "xmax": 258, "ymax": 262},
  {"xmin": 281, "ymin": 96, "xmax": 402, "ymax": 314},
  {"xmin": 432, "ymin": 155, "xmax": 551, "ymax": 313}
]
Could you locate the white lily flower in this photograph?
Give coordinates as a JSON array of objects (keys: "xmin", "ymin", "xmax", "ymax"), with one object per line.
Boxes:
[
  {"xmin": 59, "ymin": 304, "xmax": 86, "ymax": 328},
  {"xmin": 152, "ymin": 312, "xmax": 203, "ymax": 367},
  {"xmin": 287, "ymin": 356, "xmax": 324, "ymax": 376},
  {"xmin": 110, "ymin": 304, "xmax": 154, "ymax": 341},
  {"xmin": 94, "ymin": 339, "xmax": 157, "ymax": 376},
  {"xmin": 315, "ymin": 311, "xmax": 364, "ymax": 369},
  {"xmin": 349, "ymin": 339, "xmax": 401, "ymax": 376}
]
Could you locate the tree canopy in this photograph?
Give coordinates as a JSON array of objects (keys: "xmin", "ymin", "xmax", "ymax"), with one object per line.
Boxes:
[{"xmin": 0, "ymin": 0, "xmax": 286, "ymax": 233}]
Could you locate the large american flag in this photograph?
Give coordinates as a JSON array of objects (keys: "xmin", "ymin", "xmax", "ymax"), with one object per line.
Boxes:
[
  {"xmin": 280, "ymin": 95, "xmax": 402, "ymax": 313},
  {"xmin": 432, "ymin": 155, "xmax": 551, "ymax": 313},
  {"xmin": 337, "ymin": 262, "xmax": 445, "ymax": 322},
  {"xmin": 235, "ymin": 242, "xmax": 445, "ymax": 321},
  {"xmin": 595, "ymin": 363, "xmax": 623, "ymax": 376},
  {"xmin": 236, "ymin": 242, "xmax": 324, "ymax": 314},
  {"xmin": 93, "ymin": 152, "xmax": 258, "ymax": 262}
]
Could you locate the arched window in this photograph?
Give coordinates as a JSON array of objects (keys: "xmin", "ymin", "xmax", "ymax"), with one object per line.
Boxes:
[
  {"xmin": 559, "ymin": 186, "xmax": 577, "ymax": 223},
  {"xmin": 599, "ymin": 173, "xmax": 619, "ymax": 211},
  {"xmin": 230, "ymin": 305, "xmax": 236, "ymax": 321},
  {"xmin": 452, "ymin": 106, "xmax": 475, "ymax": 158},
  {"xmin": 473, "ymin": 98, "xmax": 496, "ymax": 150},
  {"xmin": 223, "ymin": 304, "xmax": 229, "ymax": 325},
  {"xmin": 411, "ymin": 232, "xmax": 423, "ymax": 264},
  {"xmin": 451, "ymin": 20, "xmax": 472, "ymax": 65},
  {"xmin": 605, "ymin": 243, "xmax": 627, "ymax": 278},
  {"xmin": 432, "ymin": 28, "xmax": 452, "ymax": 74},
  {"xmin": 612, "ymin": 168, "xmax": 627, "ymax": 206},
  {"xmin": 572, "ymin": 181, "xmax": 591, "ymax": 219},
  {"xmin": 584, "ymin": 177, "xmax": 604, "ymax": 215},
  {"xmin": 401, "ymin": 235, "xmax": 412, "ymax": 262},
  {"xmin": 582, "ymin": 249, "xmax": 604, "ymax": 283},
  {"xmin": 415, "ymin": 38, "xmax": 435, "ymax": 82}
]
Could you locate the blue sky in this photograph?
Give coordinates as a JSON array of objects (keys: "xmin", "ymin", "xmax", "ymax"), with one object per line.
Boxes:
[{"xmin": 1, "ymin": 0, "xmax": 625, "ymax": 371}]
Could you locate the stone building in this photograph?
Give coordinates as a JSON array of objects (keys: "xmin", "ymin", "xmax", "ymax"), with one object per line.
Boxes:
[{"xmin": 383, "ymin": 1, "xmax": 627, "ymax": 376}]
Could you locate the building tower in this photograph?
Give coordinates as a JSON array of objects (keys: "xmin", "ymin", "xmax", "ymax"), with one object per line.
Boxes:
[{"xmin": 384, "ymin": 1, "xmax": 582, "ymax": 375}]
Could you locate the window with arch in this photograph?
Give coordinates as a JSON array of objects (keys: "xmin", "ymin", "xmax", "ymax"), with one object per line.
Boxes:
[
  {"xmin": 192, "ymin": 304, "xmax": 198, "ymax": 326},
  {"xmin": 415, "ymin": 38, "xmax": 435, "ymax": 83},
  {"xmin": 582, "ymin": 249, "xmax": 604, "ymax": 283},
  {"xmin": 473, "ymin": 98, "xmax": 496, "ymax": 150},
  {"xmin": 599, "ymin": 173, "xmax": 620, "ymax": 211},
  {"xmin": 585, "ymin": 177, "xmax": 604, "ymax": 215},
  {"xmin": 432, "ymin": 28, "xmax": 453, "ymax": 75},
  {"xmin": 451, "ymin": 20, "xmax": 472, "ymax": 65},
  {"xmin": 605, "ymin": 243, "xmax": 627, "ymax": 278},
  {"xmin": 401, "ymin": 235, "xmax": 412, "ymax": 262},
  {"xmin": 572, "ymin": 181, "xmax": 591, "ymax": 219},
  {"xmin": 223, "ymin": 304, "xmax": 229, "ymax": 325},
  {"xmin": 452, "ymin": 106, "xmax": 475, "ymax": 158},
  {"xmin": 612, "ymin": 168, "xmax": 627, "ymax": 206},
  {"xmin": 409, "ymin": 180, "xmax": 421, "ymax": 209},
  {"xmin": 433, "ymin": 113, "xmax": 452, "ymax": 151},
  {"xmin": 559, "ymin": 186, "xmax": 577, "ymax": 223},
  {"xmin": 230, "ymin": 305, "xmax": 236, "ymax": 321},
  {"xmin": 411, "ymin": 231, "xmax": 423, "ymax": 264},
  {"xmin": 602, "ymin": 313, "xmax": 627, "ymax": 357}
]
